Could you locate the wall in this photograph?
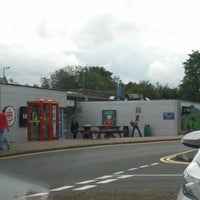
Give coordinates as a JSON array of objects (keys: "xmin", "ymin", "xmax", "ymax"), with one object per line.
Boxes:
[
  {"xmin": 76, "ymin": 100, "xmax": 180, "ymax": 136},
  {"xmin": 2, "ymin": 83, "xmax": 193, "ymax": 141},
  {"xmin": 0, "ymin": 84, "xmax": 67, "ymax": 142}
]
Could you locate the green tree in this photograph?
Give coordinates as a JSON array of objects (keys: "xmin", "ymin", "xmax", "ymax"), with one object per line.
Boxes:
[
  {"xmin": 41, "ymin": 65, "xmax": 119, "ymax": 92},
  {"xmin": 179, "ymin": 50, "xmax": 200, "ymax": 102},
  {"xmin": 123, "ymin": 80, "xmax": 156, "ymax": 99},
  {"xmin": 49, "ymin": 66, "xmax": 81, "ymax": 90},
  {"xmin": 154, "ymin": 82, "xmax": 180, "ymax": 100},
  {"xmin": 40, "ymin": 65, "xmax": 181, "ymax": 100},
  {"xmin": 83, "ymin": 66, "xmax": 117, "ymax": 91},
  {"xmin": 40, "ymin": 77, "xmax": 51, "ymax": 88}
]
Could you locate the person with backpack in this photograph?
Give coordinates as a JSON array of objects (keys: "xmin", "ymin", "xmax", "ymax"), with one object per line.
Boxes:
[{"xmin": 131, "ymin": 115, "xmax": 142, "ymax": 137}]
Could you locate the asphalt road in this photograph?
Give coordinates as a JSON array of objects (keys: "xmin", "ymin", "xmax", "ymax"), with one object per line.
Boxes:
[{"xmin": 0, "ymin": 140, "xmax": 191, "ymax": 200}]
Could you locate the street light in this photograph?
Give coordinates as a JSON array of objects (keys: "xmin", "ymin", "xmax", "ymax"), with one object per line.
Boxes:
[{"xmin": 3, "ymin": 67, "xmax": 10, "ymax": 78}]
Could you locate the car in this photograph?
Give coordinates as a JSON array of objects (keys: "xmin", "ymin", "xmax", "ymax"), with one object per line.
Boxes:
[{"xmin": 177, "ymin": 131, "xmax": 200, "ymax": 200}]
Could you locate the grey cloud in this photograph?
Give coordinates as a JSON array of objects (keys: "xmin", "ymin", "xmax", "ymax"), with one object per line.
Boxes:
[
  {"xmin": 37, "ymin": 21, "xmax": 49, "ymax": 38},
  {"xmin": 74, "ymin": 13, "xmax": 116, "ymax": 47},
  {"xmin": 0, "ymin": 45, "xmax": 54, "ymax": 85},
  {"xmin": 76, "ymin": 39, "xmax": 149, "ymax": 83},
  {"xmin": 115, "ymin": 22, "xmax": 138, "ymax": 33}
]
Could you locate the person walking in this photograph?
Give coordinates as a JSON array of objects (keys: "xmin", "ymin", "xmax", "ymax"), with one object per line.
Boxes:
[
  {"xmin": 131, "ymin": 115, "xmax": 142, "ymax": 137},
  {"xmin": 0, "ymin": 110, "xmax": 10, "ymax": 151},
  {"xmin": 70, "ymin": 116, "xmax": 79, "ymax": 139}
]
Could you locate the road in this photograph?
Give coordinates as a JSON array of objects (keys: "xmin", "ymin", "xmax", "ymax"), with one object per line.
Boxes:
[{"xmin": 0, "ymin": 140, "xmax": 192, "ymax": 199}]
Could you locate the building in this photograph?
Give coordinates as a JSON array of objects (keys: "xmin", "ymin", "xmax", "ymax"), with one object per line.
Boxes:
[
  {"xmin": 0, "ymin": 83, "xmax": 199, "ymax": 142},
  {"xmin": 76, "ymin": 100, "xmax": 200, "ymax": 136},
  {"xmin": 0, "ymin": 84, "xmax": 67, "ymax": 142}
]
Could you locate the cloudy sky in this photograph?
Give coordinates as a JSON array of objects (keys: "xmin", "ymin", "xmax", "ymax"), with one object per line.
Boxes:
[{"xmin": 0, "ymin": 0, "xmax": 199, "ymax": 87}]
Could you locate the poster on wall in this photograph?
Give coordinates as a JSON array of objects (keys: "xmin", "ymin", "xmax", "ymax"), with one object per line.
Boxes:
[
  {"xmin": 3, "ymin": 106, "xmax": 16, "ymax": 127},
  {"xmin": 163, "ymin": 112, "xmax": 174, "ymax": 120},
  {"xmin": 102, "ymin": 110, "xmax": 116, "ymax": 126},
  {"xmin": 181, "ymin": 104, "xmax": 200, "ymax": 132}
]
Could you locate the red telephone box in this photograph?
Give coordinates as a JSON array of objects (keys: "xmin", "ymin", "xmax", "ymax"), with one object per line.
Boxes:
[{"xmin": 27, "ymin": 98, "xmax": 59, "ymax": 141}]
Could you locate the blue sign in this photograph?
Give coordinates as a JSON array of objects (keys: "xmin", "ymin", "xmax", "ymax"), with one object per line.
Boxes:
[
  {"xmin": 59, "ymin": 108, "xmax": 63, "ymax": 138},
  {"xmin": 116, "ymin": 84, "xmax": 121, "ymax": 98}
]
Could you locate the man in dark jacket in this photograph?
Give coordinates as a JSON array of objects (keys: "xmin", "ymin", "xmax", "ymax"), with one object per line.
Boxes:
[{"xmin": 70, "ymin": 116, "xmax": 79, "ymax": 139}]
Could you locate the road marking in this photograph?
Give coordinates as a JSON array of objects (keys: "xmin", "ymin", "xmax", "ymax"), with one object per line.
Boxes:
[
  {"xmin": 127, "ymin": 167, "xmax": 138, "ymax": 171},
  {"xmin": 22, "ymin": 161, "xmax": 171, "ymax": 198},
  {"xmin": 76, "ymin": 180, "xmax": 97, "ymax": 184},
  {"xmin": 139, "ymin": 165, "xmax": 149, "ymax": 168},
  {"xmin": 114, "ymin": 171, "xmax": 125, "ymax": 175},
  {"xmin": 160, "ymin": 149, "xmax": 196, "ymax": 165},
  {"xmin": 117, "ymin": 175, "xmax": 134, "ymax": 179},
  {"xmin": 73, "ymin": 185, "xmax": 97, "ymax": 190},
  {"xmin": 150, "ymin": 162, "xmax": 159, "ymax": 166},
  {"xmin": 97, "ymin": 179, "xmax": 118, "ymax": 184},
  {"xmin": 132, "ymin": 174, "xmax": 182, "ymax": 177},
  {"xmin": 96, "ymin": 175, "xmax": 114, "ymax": 179},
  {"xmin": 50, "ymin": 185, "xmax": 74, "ymax": 191},
  {"xmin": 26, "ymin": 192, "xmax": 48, "ymax": 197}
]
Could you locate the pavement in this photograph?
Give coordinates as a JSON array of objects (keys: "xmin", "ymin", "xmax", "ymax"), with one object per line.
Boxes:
[{"xmin": 0, "ymin": 135, "xmax": 185, "ymax": 158}]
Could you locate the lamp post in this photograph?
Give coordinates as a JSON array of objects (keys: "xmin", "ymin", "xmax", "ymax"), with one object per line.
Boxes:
[
  {"xmin": 83, "ymin": 70, "xmax": 85, "ymax": 89},
  {"xmin": 3, "ymin": 67, "xmax": 10, "ymax": 78}
]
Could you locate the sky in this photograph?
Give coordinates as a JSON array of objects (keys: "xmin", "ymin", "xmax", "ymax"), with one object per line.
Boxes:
[{"xmin": 0, "ymin": 0, "xmax": 199, "ymax": 88}]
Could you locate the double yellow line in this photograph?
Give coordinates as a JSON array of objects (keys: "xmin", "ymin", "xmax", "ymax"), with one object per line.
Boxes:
[{"xmin": 160, "ymin": 149, "xmax": 197, "ymax": 165}]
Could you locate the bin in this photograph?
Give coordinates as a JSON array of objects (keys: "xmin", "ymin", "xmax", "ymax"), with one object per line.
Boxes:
[
  {"xmin": 144, "ymin": 124, "xmax": 151, "ymax": 137},
  {"xmin": 123, "ymin": 126, "xmax": 129, "ymax": 137}
]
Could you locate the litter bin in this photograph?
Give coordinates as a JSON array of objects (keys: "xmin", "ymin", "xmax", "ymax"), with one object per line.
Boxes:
[
  {"xmin": 144, "ymin": 124, "xmax": 151, "ymax": 137},
  {"xmin": 123, "ymin": 126, "xmax": 129, "ymax": 137}
]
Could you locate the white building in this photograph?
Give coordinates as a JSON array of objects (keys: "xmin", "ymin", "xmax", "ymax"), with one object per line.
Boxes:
[
  {"xmin": 0, "ymin": 84, "xmax": 67, "ymax": 142},
  {"xmin": 76, "ymin": 100, "xmax": 200, "ymax": 136},
  {"xmin": 0, "ymin": 83, "xmax": 199, "ymax": 142}
]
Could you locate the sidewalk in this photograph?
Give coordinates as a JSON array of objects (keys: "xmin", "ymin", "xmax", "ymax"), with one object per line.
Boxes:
[{"xmin": 0, "ymin": 135, "xmax": 183, "ymax": 158}]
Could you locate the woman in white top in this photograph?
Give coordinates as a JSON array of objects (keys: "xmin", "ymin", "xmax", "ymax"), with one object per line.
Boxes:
[{"xmin": 131, "ymin": 115, "xmax": 142, "ymax": 137}]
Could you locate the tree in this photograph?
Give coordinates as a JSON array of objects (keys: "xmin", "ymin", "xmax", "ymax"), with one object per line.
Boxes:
[
  {"xmin": 154, "ymin": 82, "xmax": 180, "ymax": 100},
  {"xmin": 83, "ymin": 66, "xmax": 117, "ymax": 91},
  {"xmin": 123, "ymin": 81, "xmax": 156, "ymax": 99},
  {"xmin": 48, "ymin": 66, "xmax": 81, "ymax": 90},
  {"xmin": 41, "ymin": 77, "xmax": 51, "ymax": 88},
  {"xmin": 41, "ymin": 65, "xmax": 119, "ymax": 92},
  {"xmin": 40, "ymin": 65, "xmax": 180, "ymax": 100},
  {"xmin": 179, "ymin": 50, "xmax": 200, "ymax": 102}
]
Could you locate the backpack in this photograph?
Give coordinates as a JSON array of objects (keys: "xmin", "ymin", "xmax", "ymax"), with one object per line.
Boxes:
[{"xmin": 130, "ymin": 121, "xmax": 135, "ymax": 127}]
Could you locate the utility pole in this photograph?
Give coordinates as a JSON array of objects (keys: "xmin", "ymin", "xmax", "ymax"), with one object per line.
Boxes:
[{"xmin": 3, "ymin": 66, "xmax": 10, "ymax": 78}]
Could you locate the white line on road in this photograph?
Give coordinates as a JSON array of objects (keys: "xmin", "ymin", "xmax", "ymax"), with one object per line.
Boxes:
[
  {"xmin": 127, "ymin": 167, "xmax": 138, "ymax": 171},
  {"xmin": 50, "ymin": 186, "xmax": 74, "ymax": 191},
  {"xmin": 132, "ymin": 174, "xmax": 182, "ymax": 177},
  {"xmin": 114, "ymin": 171, "xmax": 125, "ymax": 175},
  {"xmin": 22, "ymin": 161, "xmax": 174, "ymax": 199},
  {"xmin": 96, "ymin": 175, "xmax": 114, "ymax": 179},
  {"xmin": 73, "ymin": 185, "xmax": 97, "ymax": 190},
  {"xmin": 97, "ymin": 179, "xmax": 118, "ymax": 184},
  {"xmin": 150, "ymin": 162, "xmax": 159, "ymax": 166},
  {"xmin": 139, "ymin": 165, "xmax": 149, "ymax": 168},
  {"xmin": 117, "ymin": 175, "xmax": 134, "ymax": 179},
  {"xmin": 26, "ymin": 192, "xmax": 48, "ymax": 197},
  {"xmin": 76, "ymin": 180, "xmax": 97, "ymax": 184}
]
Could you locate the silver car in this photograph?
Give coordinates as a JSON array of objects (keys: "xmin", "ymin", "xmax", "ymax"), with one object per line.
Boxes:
[{"xmin": 177, "ymin": 131, "xmax": 200, "ymax": 200}]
